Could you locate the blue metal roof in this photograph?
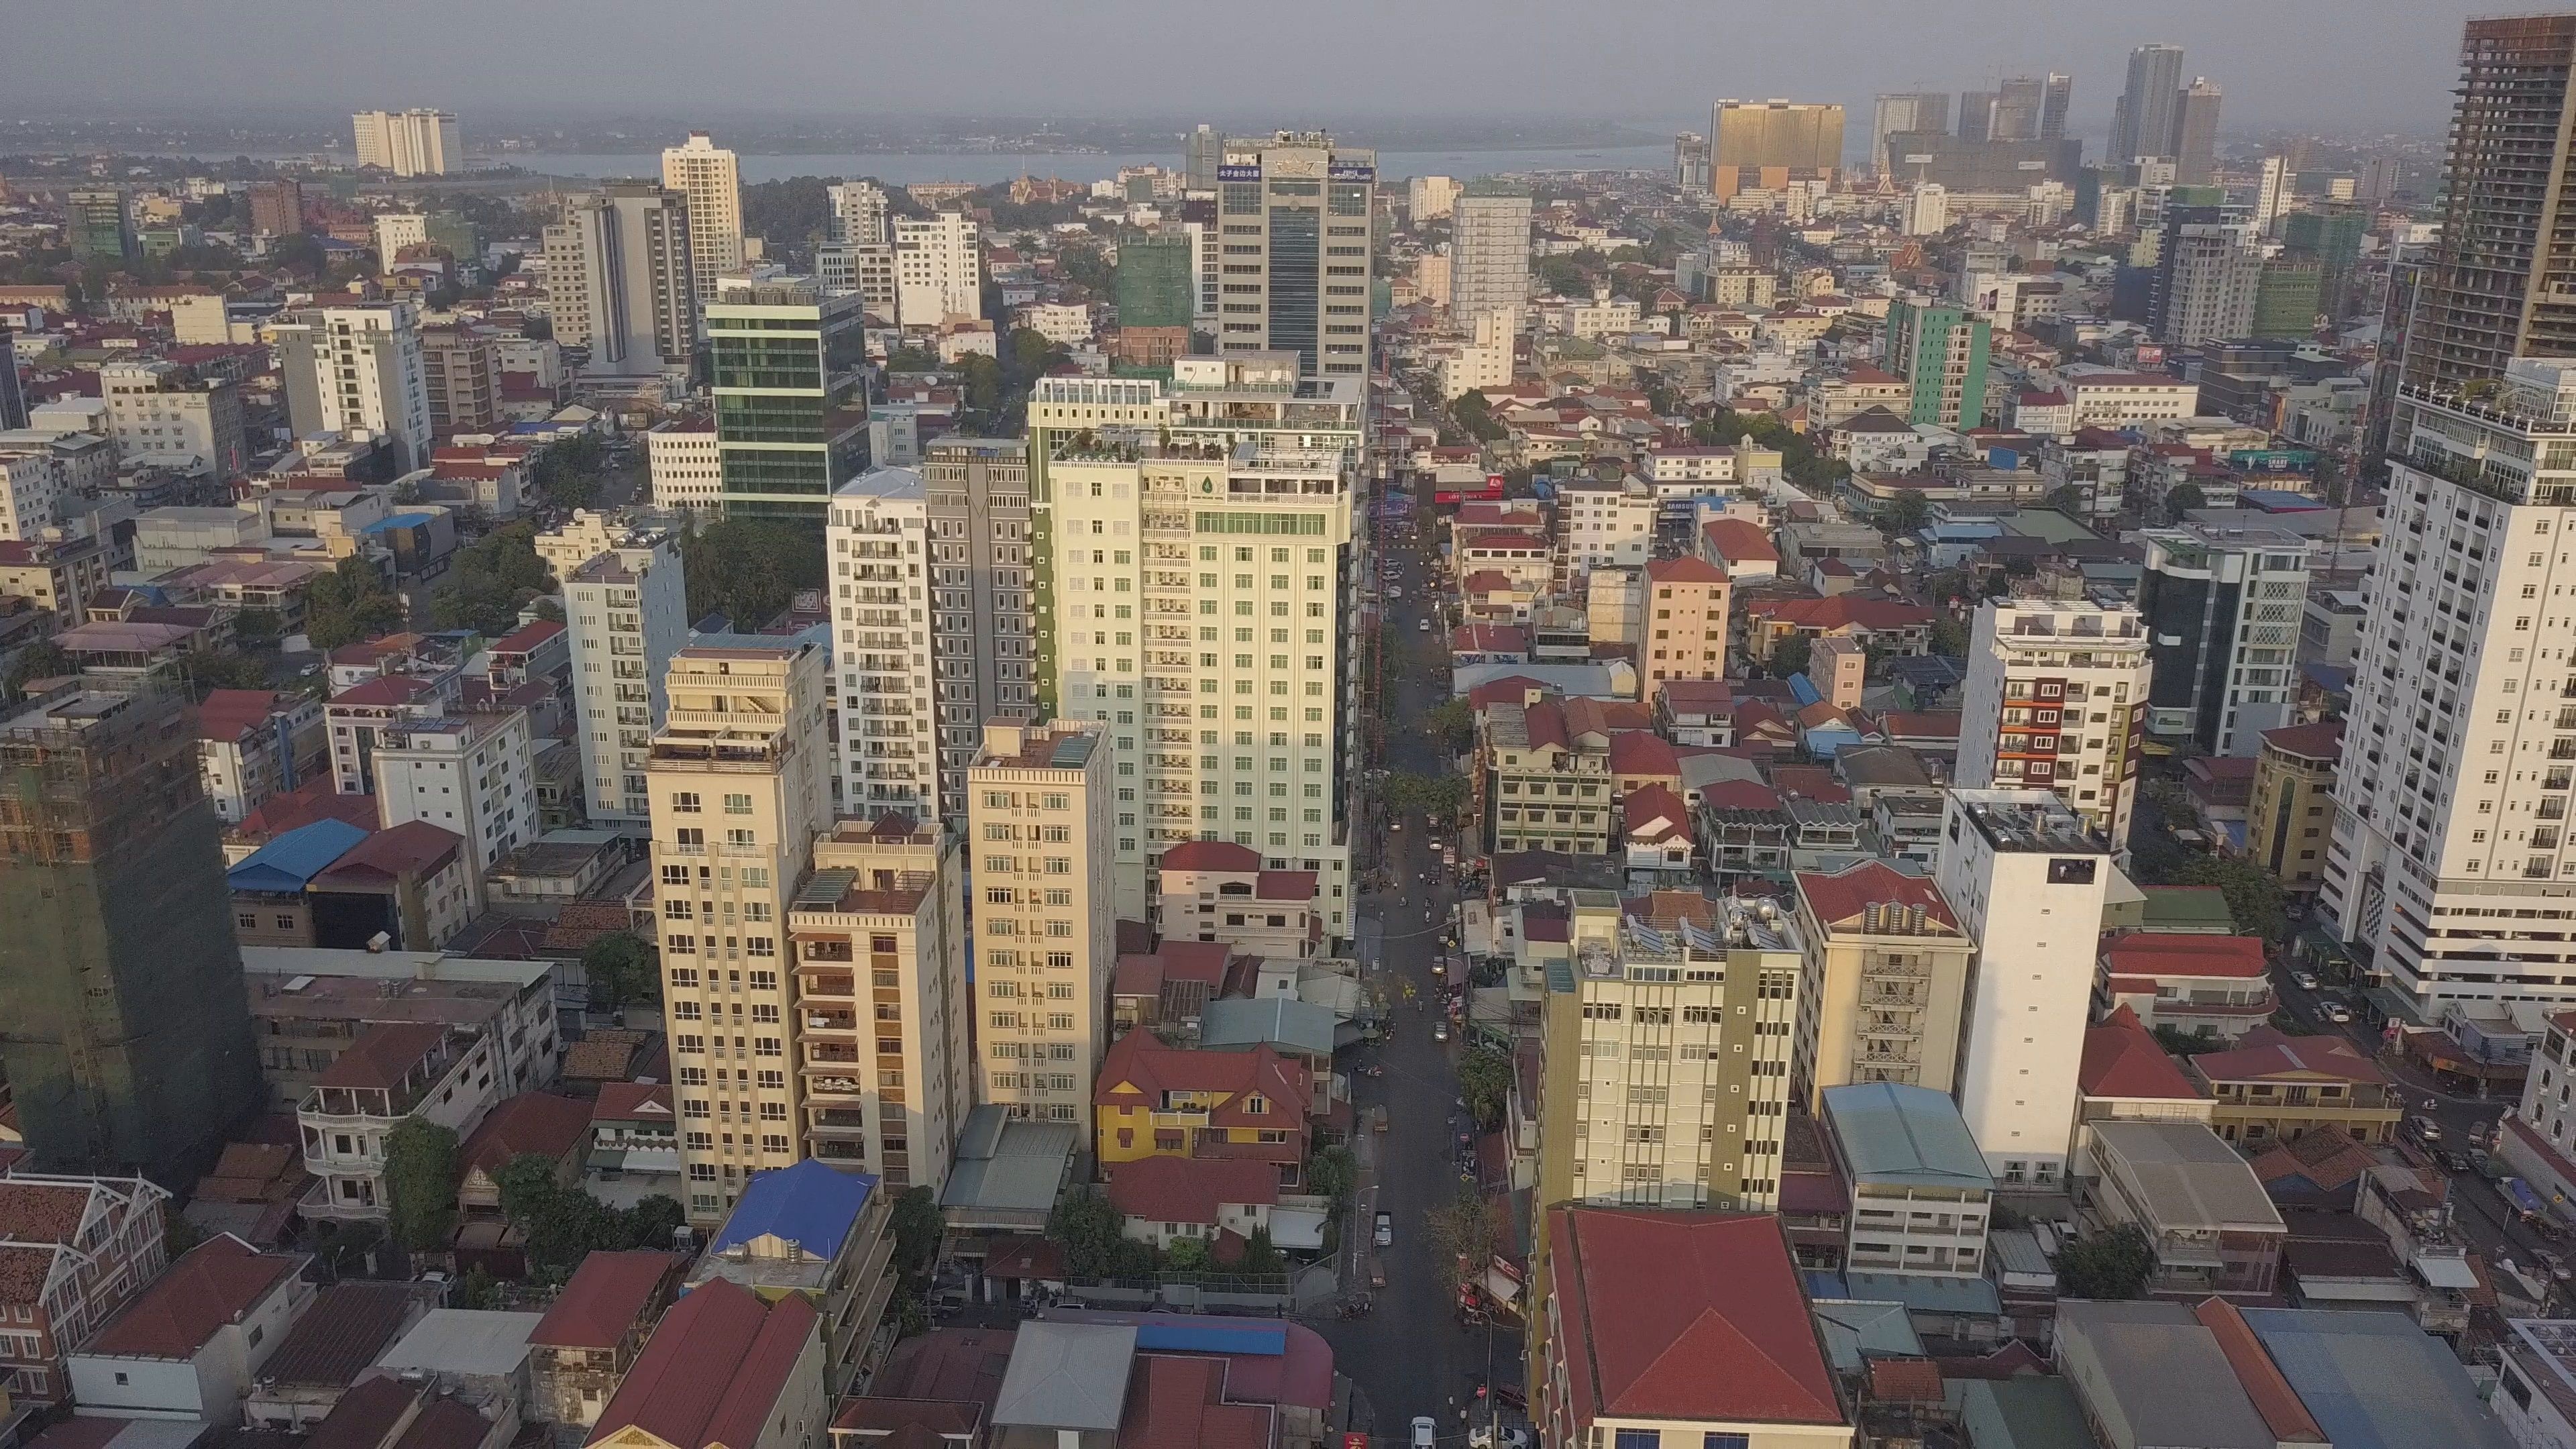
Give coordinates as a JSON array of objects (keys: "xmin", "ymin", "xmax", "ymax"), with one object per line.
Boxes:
[
  {"xmin": 1132, "ymin": 1320, "xmax": 1286, "ymax": 1356},
  {"xmin": 359, "ymin": 511, "xmax": 440, "ymax": 534},
  {"xmin": 1787, "ymin": 673, "xmax": 1822, "ymax": 707},
  {"xmin": 227, "ymin": 818, "xmax": 370, "ymax": 893},
  {"xmin": 708, "ymin": 1158, "xmax": 877, "ymax": 1261}
]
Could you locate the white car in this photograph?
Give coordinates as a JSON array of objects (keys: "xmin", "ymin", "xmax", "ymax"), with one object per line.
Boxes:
[
  {"xmin": 1413, "ymin": 1417, "xmax": 1438, "ymax": 1449},
  {"xmin": 2322, "ymin": 1003, "xmax": 2353, "ymax": 1024},
  {"xmin": 1375, "ymin": 1212, "xmax": 1394, "ymax": 1247},
  {"xmin": 2293, "ymin": 971, "xmax": 2320, "ymax": 990},
  {"xmin": 1419, "ymin": 619, "xmax": 1434, "ymax": 631}
]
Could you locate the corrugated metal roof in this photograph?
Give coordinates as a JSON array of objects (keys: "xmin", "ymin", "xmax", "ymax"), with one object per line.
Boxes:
[
  {"xmin": 227, "ymin": 816, "xmax": 370, "ymax": 892},
  {"xmin": 708, "ymin": 1159, "xmax": 877, "ymax": 1262}
]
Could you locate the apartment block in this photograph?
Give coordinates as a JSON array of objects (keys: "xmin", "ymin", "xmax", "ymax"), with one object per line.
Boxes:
[
  {"xmin": 649, "ymin": 637, "xmax": 833, "ymax": 1224},
  {"xmin": 786, "ymin": 816, "xmax": 971, "ymax": 1191},
  {"xmin": 551, "ymin": 519, "xmax": 690, "ymax": 824},
  {"xmin": 1886, "ymin": 297, "xmax": 1990, "ymax": 429},
  {"xmin": 2136, "ymin": 524, "xmax": 2311, "ymax": 757},
  {"xmin": 1955, "ymin": 596, "xmax": 2151, "ymax": 847},
  {"xmin": 370, "ymin": 708, "xmax": 537, "ymax": 882},
  {"xmin": 351, "ymin": 109, "xmax": 460, "ymax": 177},
  {"xmin": 1791, "ymin": 861, "xmax": 1975, "ymax": 1107},
  {"xmin": 99, "ymin": 358, "xmax": 247, "ymax": 479},
  {"xmin": 1821, "ymin": 1082, "xmax": 1994, "ymax": 1278},
  {"xmin": 2248, "ymin": 721, "xmax": 2341, "ymax": 893},
  {"xmin": 419, "ymin": 327, "xmax": 500, "ymax": 437},
  {"xmin": 1450, "ymin": 180, "xmax": 1532, "ymax": 332},
  {"xmin": 965, "ymin": 720, "xmax": 1116, "ymax": 1132},
  {"xmin": 921, "ymin": 439, "xmax": 1039, "ymax": 818},
  {"xmin": 272, "ymin": 303, "xmax": 433, "ymax": 472},
  {"xmin": 1558, "ymin": 474, "xmax": 1656, "ymax": 572},
  {"xmin": 645, "ymin": 419, "xmax": 720, "ymax": 513},
  {"xmin": 660, "ymin": 132, "xmax": 743, "ymax": 305},
  {"xmin": 892, "ymin": 212, "xmax": 981, "ymax": 325},
  {"xmin": 1935, "ymin": 789, "xmax": 2114, "ymax": 1187},
  {"xmin": 1479, "ymin": 696, "xmax": 1613, "ymax": 855},
  {"xmin": 1639, "ymin": 555, "xmax": 1730, "ymax": 705},
  {"xmin": 0, "ymin": 1175, "xmax": 172, "ymax": 1404},
  {"xmin": 826, "ymin": 468, "xmax": 937, "ymax": 818},
  {"xmin": 543, "ymin": 184, "xmax": 696, "ymax": 379},
  {"xmin": 710, "ymin": 277, "xmax": 869, "ymax": 520}
]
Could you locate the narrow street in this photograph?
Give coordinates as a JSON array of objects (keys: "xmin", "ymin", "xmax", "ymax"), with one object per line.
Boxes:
[{"xmin": 1314, "ymin": 517, "xmax": 1517, "ymax": 1443}]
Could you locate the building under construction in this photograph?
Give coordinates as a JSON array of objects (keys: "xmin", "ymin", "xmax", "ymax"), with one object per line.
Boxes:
[{"xmin": 0, "ymin": 678, "xmax": 261, "ymax": 1184}]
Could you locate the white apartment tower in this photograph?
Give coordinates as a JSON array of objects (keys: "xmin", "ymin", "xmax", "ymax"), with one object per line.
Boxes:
[
  {"xmin": 547, "ymin": 517, "xmax": 691, "ymax": 824},
  {"xmin": 1449, "ymin": 180, "xmax": 1533, "ymax": 334},
  {"xmin": 352, "ymin": 110, "xmax": 461, "ymax": 177},
  {"xmin": 827, "ymin": 469, "xmax": 938, "ymax": 818},
  {"xmin": 661, "ymin": 133, "xmax": 745, "ymax": 305},
  {"xmin": 1214, "ymin": 132, "xmax": 1376, "ymax": 377},
  {"xmin": 1934, "ymin": 789, "xmax": 2114, "ymax": 1188},
  {"xmin": 2325, "ymin": 358, "xmax": 2576, "ymax": 1013},
  {"xmin": 892, "ymin": 212, "xmax": 982, "ymax": 325},
  {"xmin": 828, "ymin": 181, "xmax": 890, "ymax": 247},
  {"xmin": 272, "ymin": 303, "xmax": 433, "ymax": 471},
  {"xmin": 543, "ymin": 184, "xmax": 697, "ymax": 378},
  {"xmin": 650, "ymin": 637, "xmax": 833, "ymax": 1224},
  {"xmin": 787, "ymin": 816, "xmax": 973, "ymax": 1191},
  {"xmin": 1955, "ymin": 596, "xmax": 2151, "ymax": 848},
  {"xmin": 965, "ymin": 720, "xmax": 1117, "ymax": 1132}
]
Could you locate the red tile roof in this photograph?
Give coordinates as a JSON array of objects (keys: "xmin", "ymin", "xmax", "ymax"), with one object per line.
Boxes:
[
  {"xmin": 2100, "ymin": 933, "xmax": 2269, "ymax": 981},
  {"xmin": 329, "ymin": 675, "xmax": 437, "ymax": 707},
  {"xmin": 585, "ymin": 1277, "xmax": 821, "ymax": 1449},
  {"xmin": 1701, "ymin": 779, "xmax": 1784, "ymax": 813},
  {"xmin": 316, "ymin": 1022, "xmax": 449, "ymax": 1090},
  {"xmin": 86, "ymin": 1234, "xmax": 297, "ymax": 1358},
  {"xmin": 1623, "ymin": 785, "xmax": 1692, "ymax": 844},
  {"xmin": 1743, "ymin": 596, "xmax": 1935, "ymax": 632},
  {"xmin": 1701, "ymin": 518, "xmax": 1780, "ymax": 565},
  {"xmin": 531, "ymin": 1249, "xmax": 683, "ymax": 1350},
  {"xmin": 1868, "ymin": 1358, "xmax": 1945, "ymax": 1405},
  {"xmin": 2187, "ymin": 1027, "xmax": 2387, "ymax": 1087},
  {"xmin": 594, "ymin": 1082, "xmax": 676, "ymax": 1124},
  {"xmin": 2079, "ymin": 1005, "xmax": 2202, "ymax": 1100},
  {"xmin": 1254, "ymin": 870, "xmax": 1316, "ymax": 903},
  {"xmin": 1608, "ymin": 731, "xmax": 1680, "ymax": 778},
  {"xmin": 2192, "ymin": 1297, "xmax": 2328, "ymax": 1444},
  {"xmin": 1549, "ymin": 1208, "xmax": 1842, "ymax": 1428},
  {"xmin": 1120, "ymin": 1352, "xmax": 1273, "ymax": 1449},
  {"xmin": 460, "ymin": 1091, "xmax": 595, "ymax": 1176},
  {"xmin": 197, "ymin": 688, "xmax": 298, "ymax": 742},
  {"xmin": 1646, "ymin": 554, "xmax": 1728, "ymax": 585},
  {"xmin": 234, "ymin": 776, "xmax": 380, "ymax": 843},
  {"xmin": 490, "ymin": 619, "xmax": 565, "ymax": 655},
  {"xmin": 1107, "ymin": 1156, "xmax": 1281, "ymax": 1225},
  {"xmin": 2260, "ymin": 721, "xmax": 2343, "ymax": 763},
  {"xmin": 1159, "ymin": 840, "xmax": 1261, "ymax": 873},
  {"xmin": 1768, "ymin": 765, "xmax": 1850, "ymax": 805},
  {"xmin": 1093, "ymin": 1038, "xmax": 1309, "ymax": 1126},
  {"xmin": 311, "ymin": 820, "xmax": 462, "ymax": 885},
  {"xmin": 1793, "ymin": 861, "xmax": 1958, "ymax": 931}
]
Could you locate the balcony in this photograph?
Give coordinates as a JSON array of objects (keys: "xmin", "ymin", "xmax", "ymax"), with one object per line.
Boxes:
[{"xmin": 1150, "ymin": 1109, "xmax": 1212, "ymax": 1128}]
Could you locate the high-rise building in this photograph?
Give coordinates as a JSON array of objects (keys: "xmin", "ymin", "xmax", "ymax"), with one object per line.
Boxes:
[
  {"xmin": 1530, "ymin": 892, "xmax": 1802, "ymax": 1218},
  {"xmin": 1709, "ymin": 99, "xmax": 1845, "ymax": 177},
  {"xmin": 1407, "ymin": 174, "xmax": 1461, "ymax": 221},
  {"xmin": 891, "ymin": 212, "xmax": 982, "ymax": 325},
  {"xmin": 1185, "ymin": 124, "xmax": 1222, "ymax": 192},
  {"xmin": 1212, "ymin": 131, "xmax": 1376, "ymax": 377},
  {"xmin": 965, "ymin": 720, "xmax": 1116, "ymax": 1132},
  {"xmin": 787, "ymin": 815, "xmax": 972, "ymax": 1191},
  {"xmin": 1789, "ymin": 861, "xmax": 1978, "ymax": 1108},
  {"xmin": 1904, "ymin": 183, "xmax": 1949, "ymax": 237},
  {"xmin": 2110, "ymin": 44, "xmax": 2186, "ymax": 165},
  {"xmin": 246, "ymin": 179, "xmax": 303, "ymax": 237},
  {"xmin": 0, "ymin": 322, "xmax": 25, "ymax": 431},
  {"xmin": 98, "ymin": 358, "xmax": 246, "ymax": 479},
  {"xmin": 272, "ymin": 303, "xmax": 433, "ymax": 471},
  {"xmin": 1935, "ymin": 790, "xmax": 2113, "ymax": 1187},
  {"xmin": 1672, "ymin": 133, "xmax": 1711, "ymax": 195},
  {"xmin": 1638, "ymin": 555, "xmax": 1729, "ymax": 705},
  {"xmin": 1957, "ymin": 90, "xmax": 1996, "ymax": 143},
  {"xmin": 2252, "ymin": 155, "xmax": 2294, "ymax": 236},
  {"xmin": 64, "ymin": 190, "xmax": 131, "ymax": 264},
  {"xmin": 418, "ymin": 326, "xmax": 500, "ymax": 437},
  {"xmin": 1870, "ymin": 93, "xmax": 1950, "ymax": 174},
  {"xmin": 827, "ymin": 180, "xmax": 890, "ymax": 248},
  {"xmin": 920, "ymin": 440, "xmax": 1038, "ymax": 816},
  {"xmin": 1953, "ymin": 596, "xmax": 2152, "ymax": 846},
  {"xmin": 351, "ymin": 109, "xmax": 461, "ymax": 177},
  {"xmin": 0, "ymin": 678, "xmax": 263, "ymax": 1183},
  {"xmin": 2325, "ymin": 357, "xmax": 2576, "ymax": 1012},
  {"xmin": 2151, "ymin": 207, "xmax": 2262, "ymax": 349},
  {"xmin": 1112, "ymin": 229, "xmax": 1196, "ymax": 367},
  {"xmin": 1884, "ymin": 297, "xmax": 1990, "ymax": 429},
  {"xmin": 2173, "ymin": 78, "xmax": 2224, "ymax": 186},
  {"xmin": 2283, "ymin": 204, "xmax": 2369, "ymax": 320},
  {"xmin": 825, "ymin": 468, "xmax": 938, "ymax": 818},
  {"xmin": 661, "ymin": 133, "xmax": 745, "ymax": 305},
  {"xmin": 2403, "ymin": 15, "xmax": 2576, "ymax": 395},
  {"xmin": 549, "ymin": 518, "xmax": 690, "ymax": 824},
  {"xmin": 649, "ymin": 635, "xmax": 833, "ymax": 1224},
  {"xmin": 2251, "ymin": 257, "xmax": 2324, "ymax": 339},
  {"xmin": 2039, "ymin": 72, "xmax": 2074, "ymax": 140},
  {"xmin": 1449, "ymin": 180, "xmax": 1532, "ymax": 335},
  {"xmin": 708, "ymin": 276, "xmax": 869, "ymax": 521},
  {"xmin": 2135, "ymin": 524, "xmax": 2310, "ymax": 758},
  {"xmin": 543, "ymin": 183, "xmax": 697, "ymax": 378}
]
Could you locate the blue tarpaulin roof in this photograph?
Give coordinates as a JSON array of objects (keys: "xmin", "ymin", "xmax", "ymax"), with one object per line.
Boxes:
[
  {"xmin": 227, "ymin": 818, "xmax": 370, "ymax": 893},
  {"xmin": 2506, "ymin": 1177, "xmax": 2546, "ymax": 1216},
  {"xmin": 708, "ymin": 1158, "xmax": 877, "ymax": 1261},
  {"xmin": 1133, "ymin": 1320, "xmax": 1287, "ymax": 1356}
]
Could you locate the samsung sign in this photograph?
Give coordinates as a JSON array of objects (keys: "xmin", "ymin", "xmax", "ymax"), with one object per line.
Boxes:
[
  {"xmin": 1328, "ymin": 163, "xmax": 1377, "ymax": 182},
  {"xmin": 1216, "ymin": 164, "xmax": 1263, "ymax": 182}
]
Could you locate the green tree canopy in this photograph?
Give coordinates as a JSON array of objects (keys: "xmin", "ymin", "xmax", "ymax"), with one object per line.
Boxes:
[
  {"xmin": 1424, "ymin": 698, "xmax": 1476, "ymax": 756},
  {"xmin": 432, "ymin": 524, "xmax": 551, "ymax": 636},
  {"xmin": 531, "ymin": 433, "xmax": 611, "ymax": 510},
  {"xmin": 2057, "ymin": 1223, "xmax": 2155, "ymax": 1299},
  {"xmin": 1426, "ymin": 1185, "xmax": 1497, "ymax": 1296},
  {"xmin": 1457, "ymin": 1044, "xmax": 1513, "ymax": 1129},
  {"xmin": 382, "ymin": 1118, "xmax": 459, "ymax": 1252},
  {"xmin": 1383, "ymin": 771, "xmax": 1469, "ymax": 826},
  {"xmin": 1770, "ymin": 635, "xmax": 1813, "ymax": 679},
  {"xmin": 582, "ymin": 932, "xmax": 657, "ymax": 1012},
  {"xmin": 1884, "ymin": 492, "xmax": 1931, "ymax": 534},
  {"xmin": 891, "ymin": 1185, "xmax": 945, "ymax": 1284},
  {"xmin": 1046, "ymin": 1187, "xmax": 1153, "ymax": 1279},
  {"xmin": 2164, "ymin": 482, "xmax": 2208, "ymax": 523},
  {"xmin": 681, "ymin": 518, "xmax": 827, "ymax": 629},
  {"xmin": 305, "ymin": 556, "xmax": 405, "ymax": 651}
]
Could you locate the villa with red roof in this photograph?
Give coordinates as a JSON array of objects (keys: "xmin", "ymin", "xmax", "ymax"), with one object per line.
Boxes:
[
  {"xmin": 585, "ymin": 1278, "xmax": 826, "ymax": 1449},
  {"xmin": 528, "ymin": 1250, "xmax": 686, "ymax": 1428},
  {"xmin": 1536, "ymin": 1208, "xmax": 1849, "ymax": 1448},
  {"xmin": 66, "ymin": 1234, "xmax": 313, "ymax": 1419},
  {"xmin": 1790, "ymin": 862, "xmax": 1975, "ymax": 1108},
  {"xmin": 1153, "ymin": 841, "xmax": 1320, "ymax": 961},
  {"xmin": 1699, "ymin": 516, "xmax": 1781, "ymax": 582},
  {"xmin": 2096, "ymin": 934, "xmax": 2275, "ymax": 1042},
  {"xmin": 1093, "ymin": 1036, "xmax": 1311, "ymax": 1186},
  {"xmin": 1105, "ymin": 1156, "xmax": 1283, "ymax": 1253},
  {"xmin": 2074, "ymin": 1005, "xmax": 2215, "ymax": 1178},
  {"xmin": 1738, "ymin": 595, "xmax": 1937, "ymax": 664}
]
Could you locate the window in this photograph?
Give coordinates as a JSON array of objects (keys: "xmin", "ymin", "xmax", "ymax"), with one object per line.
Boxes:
[
  {"xmin": 1613, "ymin": 1432, "xmax": 1661, "ymax": 1449},
  {"xmin": 1702, "ymin": 1436, "xmax": 1749, "ymax": 1449}
]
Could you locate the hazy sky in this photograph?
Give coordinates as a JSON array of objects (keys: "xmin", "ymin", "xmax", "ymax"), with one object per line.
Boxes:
[{"xmin": 0, "ymin": 0, "xmax": 2489, "ymax": 137}]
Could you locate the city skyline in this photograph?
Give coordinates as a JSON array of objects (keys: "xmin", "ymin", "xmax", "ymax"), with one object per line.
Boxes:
[{"xmin": 0, "ymin": 0, "xmax": 2502, "ymax": 134}]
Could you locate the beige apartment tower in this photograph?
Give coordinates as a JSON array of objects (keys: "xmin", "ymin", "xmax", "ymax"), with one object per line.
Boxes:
[
  {"xmin": 787, "ymin": 816, "xmax": 972, "ymax": 1192},
  {"xmin": 661, "ymin": 132, "xmax": 745, "ymax": 304},
  {"xmin": 965, "ymin": 720, "xmax": 1118, "ymax": 1133},
  {"xmin": 648, "ymin": 637, "xmax": 833, "ymax": 1225},
  {"xmin": 1790, "ymin": 861, "xmax": 1976, "ymax": 1109}
]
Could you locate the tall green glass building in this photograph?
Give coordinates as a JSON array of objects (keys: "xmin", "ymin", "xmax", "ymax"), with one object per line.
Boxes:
[{"xmin": 709, "ymin": 277, "xmax": 871, "ymax": 520}]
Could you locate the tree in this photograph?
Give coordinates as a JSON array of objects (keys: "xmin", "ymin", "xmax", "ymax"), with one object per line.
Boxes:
[
  {"xmin": 885, "ymin": 346, "xmax": 940, "ymax": 374},
  {"xmin": 1456, "ymin": 1044, "xmax": 1513, "ymax": 1129},
  {"xmin": 890, "ymin": 1185, "xmax": 945, "ymax": 1285},
  {"xmin": 2043, "ymin": 484, "xmax": 2086, "ymax": 514},
  {"xmin": 1305, "ymin": 1145, "xmax": 1356, "ymax": 1206},
  {"xmin": 382, "ymin": 1118, "xmax": 460, "ymax": 1252},
  {"xmin": 1425, "ymin": 1185, "xmax": 1497, "ymax": 1296},
  {"xmin": 1383, "ymin": 771, "xmax": 1469, "ymax": 827},
  {"xmin": 231, "ymin": 607, "xmax": 283, "ymax": 649},
  {"xmin": 1164, "ymin": 1236, "xmax": 1212, "ymax": 1271},
  {"xmin": 182, "ymin": 650, "xmax": 272, "ymax": 700},
  {"xmin": 1234, "ymin": 1226, "xmax": 1284, "ymax": 1278},
  {"xmin": 1883, "ymin": 492, "xmax": 1931, "ymax": 534},
  {"xmin": 2057, "ymin": 1223, "xmax": 2155, "ymax": 1299},
  {"xmin": 433, "ymin": 524, "xmax": 552, "ymax": 635},
  {"xmin": 1770, "ymin": 635, "xmax": 1813, "ymax": 679},
  {"xmin": 457, "ymin": 1265, "xmax": 500, "ymax": 1309},
  {"xmin": 2163, "ymin": 482, "xmax": 2208, "ymax": 524},
  {"xmin": 681, "ymin": 518, "xmax": 827, "ymax": 629},
  {"xmin": 309, "ymin": 1218, "xmax": 385, "ymax": 1279},
  {"xmin": 1450, "ymin": 390, "xmax": 1505, "ymax": 443},
  {"xmin": 582, "ymin": 932, "xmax": 657, "ymax": 1012},
  {"xmin": 304, "ymin": 556, "xmax": 405, "ymax": 651},
  {"xmin": 6, "ymin": 641, "xmax": 68, "ymax": 699},
  {"xmin": 2170, "ymin": 855, "xmax": 2292, "ymax": 945},
  {"xmin": 1046, "ymin": 1188, "xmax": 1131, "ymax": 1279},
  {"xmin": 1929, "ymin": 614, "xmax": 1970, "ymax": 657},
  {"xmin": 531, "ymin": 433, "xmax": 610, "ymax": 510},
  {"xmin": 1424, "ymin": 698, "xmax": 1475, "ymax": 756}
]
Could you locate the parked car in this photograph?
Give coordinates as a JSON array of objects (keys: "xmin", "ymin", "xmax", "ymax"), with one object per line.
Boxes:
[
  {"xmin": 2322, "ymin": 1002, "xmax": 2353, "ymax": 1023},
  {"xmin": 1413, "ymin": 1418, "xmax": 1438, "ymax": 1449},
  {"xmin": 2293, "ymin": 971, "xmax": 2320, "ymax": 990},
  {"xmin": 2408, "ymin": 1116, "xmax": 2444, "ymax": 1144},
  {"xmin": 1419, "ymin": 619, "xmax": 1433, "ymax": 631},
  {"xmin": 2437, "ymin": 1149, "xmax": 2474, "ymax": 1173},
  {"xmin": 1434, "ymin": 1021, "xmax": 1450, "ymax": 1042},
  {"xmin": 1375, "ymin": 1212, "xmax": 1394, "ymax": 1248}
]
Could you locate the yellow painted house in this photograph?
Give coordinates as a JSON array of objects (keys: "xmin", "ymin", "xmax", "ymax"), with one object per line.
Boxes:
[{"xmin": 1093, "ymin": 1034, "xmax": 1311, "ymax": 1187}]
